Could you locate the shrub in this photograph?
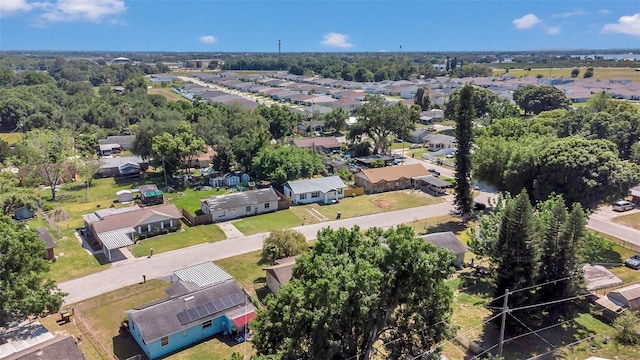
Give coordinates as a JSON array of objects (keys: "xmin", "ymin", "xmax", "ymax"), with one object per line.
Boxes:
[
  {"xmin": 42, "ymin": 204, "xmax": 54, "ymax": 211},
  {"xmin": 613, "ymin": 311, "xmax": 640, "ymax": 346},
  {"xmin": 261, "ymin": 229, "xmax": 308, "ymax": 264},
  {"xmin": 571, "ymin": 68, "xmax": 580, "ymax": 78}
]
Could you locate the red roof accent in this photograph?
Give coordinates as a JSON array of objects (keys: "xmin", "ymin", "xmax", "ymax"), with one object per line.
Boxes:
[{"xmin": 231, "ymin": 311, "xmax": 256, "ymax": 327}]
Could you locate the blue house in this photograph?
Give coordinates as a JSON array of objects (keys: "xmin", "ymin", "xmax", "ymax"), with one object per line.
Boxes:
[{"xmin": 126, "ymin": 279, "xmax": 256, "ymax": 359}]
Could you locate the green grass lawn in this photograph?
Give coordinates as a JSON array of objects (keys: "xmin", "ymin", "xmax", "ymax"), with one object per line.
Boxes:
[
  {"xmin": 612, "ymin": 211, "xmax": 640, "ymax": 231},
  {"xmin": 165, "ymin": 187, "xmax": 229, "ymax": 212},
  {"xmin": 131, "ymin": 223, "xmax": 226, "ymax": 257},
  {"xmin": 216, "ymin": 250, "xmax": 270, "ymax": 303},
  {"xmin": 492, "ymin": 67, "xmax": 640, "ymax": 81},
  {"xmin": 233, "ymin": 210, "xmax": 303, "ymax": 235}
]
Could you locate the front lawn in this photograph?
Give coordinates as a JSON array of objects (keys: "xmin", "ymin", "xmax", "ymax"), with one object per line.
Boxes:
[
  {"xmin": 612, "ymin": 211, "xmax": 640, "ymax": 230},
  {"xmin": 131, "ymin": 223, "xmax": 226, "ymax": 257},
  {"xmin": 165, "ymin": 186, "xmax": 229, "ymax": 212},
  {"xmin": 216, "ymin": 250, "xmax": 269, "ymax": 303},
  {"xmin": 232, "ymin": 210, "xmax": 303, "ymax": 235}
]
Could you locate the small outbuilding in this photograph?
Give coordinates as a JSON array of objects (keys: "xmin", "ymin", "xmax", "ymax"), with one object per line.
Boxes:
[
  {"xmin": 419, "ymin": 231, "xmax": 468, "ymax": 268},
  {"xmin": 37, "ymin": 226, "xmax": 56, "ymax": 260},
  {"xmin": 607, "ymin": 283, "xmax": 640, "ymax": 311},
  {"xmin": 116, "ymin": 190, "xmax": 133, "ymax": 203},
  {"xmin": 263, "ymin": 256, "xmax": 298, "ymax": 294}
]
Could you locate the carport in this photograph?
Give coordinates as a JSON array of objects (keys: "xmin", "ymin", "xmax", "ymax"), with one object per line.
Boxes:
[
  {"xmin": 414, "ymin": 175, "xmax": 452, "ymax": 195},
  {"xmin": 98, "ymin": 228, "xmax": 135, "ymax": 261}
]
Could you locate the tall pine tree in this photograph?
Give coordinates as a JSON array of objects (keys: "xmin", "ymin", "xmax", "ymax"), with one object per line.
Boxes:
[
  {"xmin": 454, "ymin": 84, "xmax": 475, "ymax": 221},
  {"xmin": 491, "ymin": 191, "xmax": 540, "ymax": 332}
]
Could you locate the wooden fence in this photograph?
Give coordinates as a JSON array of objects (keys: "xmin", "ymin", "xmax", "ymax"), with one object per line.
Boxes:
[
  {"xmin": 182, "ymin": 208, "xmax": 212, "ymax": 226},
  {"xmin": 344, "ymin": 187, "xmax": 364, "ymax": 197}
]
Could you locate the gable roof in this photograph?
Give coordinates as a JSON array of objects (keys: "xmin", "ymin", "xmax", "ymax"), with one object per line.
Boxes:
[
  {"xmin": 291, "ymin": 137, "xmax": 341, "ymax": 149},
  {"xmin": 423, "ymin": 133, "xmax": 455, "ymax": 145},
  {"xmin": 264, "ymin": 262, "xmax": 295, "ymax": 287},
  {"xmin": 284, "ymin": 176, "xmax": 347, "ymax": 194},
  {"xmin": 127, "ymin": 279, "xmax": 255, "ymax": 344},
  {"xmin": 98, "ymin": 135, "xmax": 135, "ymax": 149},
  {"xmin": 201, "ymin": 187, "xmax": 279, "ymax": 211},
  {"xmin": 4, "ymin": 335, "xmax": 84, "ymax": 360},
  {"xmin": 357, "ymin": 164, "xmax": 430, "ymax": 184},
  {"xmin": 99, "ymin": 156, "xmax": 147, "ymax": 170},
  {"xmin": 419, "ymin": 231, "xmax": 467, "ymax": 255},
  {"xmin": 37, "ymin": 227, "xmax": 56, "ymax": 250},
  {"xmin": 608, "ymin": 283, "xmax": 640, "ymax": 310},
  {"xmin": 90, "ymin": 204, "xmax": 182, "ymax": 235}
]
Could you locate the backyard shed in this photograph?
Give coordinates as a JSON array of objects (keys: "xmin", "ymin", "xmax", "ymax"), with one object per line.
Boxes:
[
  {"xmin": 116, "ymin": 190, "xmax": 133, "ymax": 203},
  {"xmin": 419, "ymin": 231, "xmax": 468, "ymax": 268}
]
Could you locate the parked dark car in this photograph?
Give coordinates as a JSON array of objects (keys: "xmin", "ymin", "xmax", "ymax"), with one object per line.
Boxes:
[
  {"xmin": 473, "ymin": 202, "xmax": 487, "ymax": 211},
  {"xmin": 428, "ymin": 168, "xmax": 440, "ymax": 176},
  {"xmin": 624, "ymin": 254, "xmax": 640, "ymax": 270}
]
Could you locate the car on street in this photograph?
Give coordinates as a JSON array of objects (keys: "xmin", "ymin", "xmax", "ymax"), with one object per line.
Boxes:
[
  {"xmin": 624, "ymin": 254, "xmax": 640, "ymax": 270},
  {"xmin": 428, "ymin": 168, "xmax": 440, "ymax": 176},
  {"xmin": 473, "ymin": 202, "xmax": 487, "ymax": 211},
  {"xmin": 613, "ymin": 200, "xmax": 635, "ymax": 212},
  {"xmin": 409, "ymin": 144, "xmax": 422, "ymax": 149}
]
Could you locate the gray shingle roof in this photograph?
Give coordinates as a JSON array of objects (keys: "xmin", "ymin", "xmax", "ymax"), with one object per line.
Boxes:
[
  {"xmin": 201, "ymin": 187, "xmax": 279, "ymax": 211},
  {"xmin": 99, "ymin": 156, "xmax": 147, "ymax": 169},
  {"xmin": 127, "ymin": 280, "xmax": 254, "ymax": 344},
  {"xmin": 284, "ymin": 176, "xmax": 347, "ymax": 195},
  {"xmin": 37, "ymin": 227, "xmax": 56, "ymax": 250},
  {"xmin": 419, "ymin": 231, "xmax": 467, "ymax": 255},
  {"xmin": 5, "ymin": 335, "xmax": 85, "ymax": 360},
  {"xmin": 98, "ymin": 135, "xmax": 135, "ymax": 149},
  {"xmin": 414, "ymin": 175, "xmax": 452, "ymax": 188}
]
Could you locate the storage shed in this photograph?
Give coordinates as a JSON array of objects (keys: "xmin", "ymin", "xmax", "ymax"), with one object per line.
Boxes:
[{"xmin": 116, "ymin": 190, "xmax": 133, "ymax": 203}]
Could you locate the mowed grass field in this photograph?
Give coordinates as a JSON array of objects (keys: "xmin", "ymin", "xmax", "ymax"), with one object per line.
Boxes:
[
  {"xmin": 0, "ymin": 132, "xmax": 22, "ymax": 144},
  {"xmin": 492, "ymin": 67, "xmax": 640, "ymax": 81},
  {"xmin": 148, "ymin": 87, "xmax": 186, "ymax": 101}
]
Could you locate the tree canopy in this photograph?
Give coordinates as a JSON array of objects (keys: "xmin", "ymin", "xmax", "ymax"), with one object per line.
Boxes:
[
  {"xmin": 0, "ymin": 216, "xmax": 65, "ymax": 326},
  {"xmin": 513, "ymin": 85, "xmax": 571, "ymax": 115},
  {"xmin": 252, "ymin": 225, "xmax": 454, "ymax": 360},
  {"xmin": 251, "ymin": 145, "xmax": 325, "ymax": 185},
  {"xmin": 453, "ymin": 84, "xmax": 475, "ymax": 219},
  {"xmin": 261, "ymin": 229, "xmax": 308, "ymax": 265}
]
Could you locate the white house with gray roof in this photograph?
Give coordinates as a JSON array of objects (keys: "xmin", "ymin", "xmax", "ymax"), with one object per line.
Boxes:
[
  {"xmin": 283, "ymin": 176, "xmax": 347, "ymax": 205},
  {"xmin": 200, "ymin": 187, "xmax": 279, "ymax": 222}
]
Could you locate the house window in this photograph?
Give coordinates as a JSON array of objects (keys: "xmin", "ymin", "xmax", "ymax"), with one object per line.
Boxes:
[
  {"xmin": 161, "ymin": 336, "xmax": 169, "ymax": 346},
  {"xmin": 202, "ymin": 320, "xmax": 212, "ymax": 328},
  {"xmin": 311, "ymin": 192, "xmax": 320, "ymax": 198},
  {"xmin": 300, "ymin": 193, "xmax": 307, "ymax": 200},
  {"xmin": 219, "ymin": 211, "xmax": 225, "ymax": 217},
  {"xmin": 246, "ymin": 206, "xmax": 251, "ymax": 212},
  {"xmin": 338, "ymin": 189, "xmax": 343, "ymax": 195},
  {"xmin": 264, "ymin": 203, "xmax": 270, "ymax": 209}
]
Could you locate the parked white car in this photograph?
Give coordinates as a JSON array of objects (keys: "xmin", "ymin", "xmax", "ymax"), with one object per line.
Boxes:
[{"xmin": 612, "ymin": 200, "xmax": 635, "ymax": 212}]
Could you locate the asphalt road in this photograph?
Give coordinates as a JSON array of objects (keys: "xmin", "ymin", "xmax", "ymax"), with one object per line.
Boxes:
[{"xmin": 59, "ymin": 201, "xmax": 456, "ymax": 305}]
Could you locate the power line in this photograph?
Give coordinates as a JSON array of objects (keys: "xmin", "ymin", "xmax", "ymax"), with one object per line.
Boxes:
[
  {"xmin": 524, "ymin": 332, "xmax": 604, "ymax": 360},
  {"xmin": 509, "ymin": 293, "xmax": 590, "ymax": 313}
]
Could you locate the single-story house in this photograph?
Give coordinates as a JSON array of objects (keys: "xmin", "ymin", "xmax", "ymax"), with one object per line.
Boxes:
[
  {"xmin": 184, "ymin": 146, "xmax": 217, "ymax": 169},
  {"xmin": 139, "ymin": 184, "xmax": 164, "ymax": 206},
  {"xmin": 0, "ymin": 321, "xmax": 85, "ymax": 360},
  {"xmin": 283, "ymin": 176, "xmax": 347, "ymax": 205},
  {"xmin": 97, "ymin": 143, "xmax": 122, "ymax": 157},
  {"xmin": 97, "ymin": 156, "xmax": 149, "ymax": 178},
  {"xmin": 354, "ymin": 154, "xmax": 395, "ymax": 167},
  {"xmin": 354, "ymin": 164, "xmax": 430, "ymax": 193},
  {"xmin": 291, "ymin": 137, "xmax": 341, "ymax": 152},
  {"xmin": 423, "ymin": 134, "xmax": 456, "ymax": 151},
  {"xmin": 421, "ymin": 109, "xmax": 444, "ymax": 122},
  {"xmin": 37, "ymin": 226, "xmax": 56, "ymax": 260},
  {"xmin": 200, "ymin": 187, "xmax": 279, "ymax": 222},
  {"xmin": 127, "ymin": 279, "xmax": 256, "ymax": 360},
  {"xmin": 98, "ymin": 135, "xmax": 135, "ymax": 150},
  {"xmin": 419, "ymin": 231, "xmax": 468, "ymax": 268},
  {"xmin": 630, "ymin": 184, "xmax": 640, "ymax": 205},
  {"xmin": 607, "ymin": 283, "xmax": 640, "ymax": 311},
  {"xmin": 82, "ymin": 204, "xmax": 182, "ymax": 261},
  {"xmin": 264, "ymin": 256, "xmax": 298, "ymax": 294},
  {"xmin": 414, "ymin": 175, "xmax": 452, "ymax": 195},
  {"xmin": 408, "ymin": 129, "xmax": 432, "ymax": 144}
]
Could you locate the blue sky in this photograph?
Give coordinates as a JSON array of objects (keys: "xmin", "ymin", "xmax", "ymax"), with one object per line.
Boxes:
[{"xmin": 1, "ymin": 1, "xmax": 639, "ymax": 52}]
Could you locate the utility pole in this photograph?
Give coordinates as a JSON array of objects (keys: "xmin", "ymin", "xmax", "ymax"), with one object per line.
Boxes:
[
  {"xmin": 162, "ymin": 157, "xmax": 168, "ymax": 188},
  {"xmin": 498, "ymin": 289, "xmax": 509, "ymax": 357},
  {"xmin": 278, "ymin": 40, "xmax": 281, "ymax": 56}
]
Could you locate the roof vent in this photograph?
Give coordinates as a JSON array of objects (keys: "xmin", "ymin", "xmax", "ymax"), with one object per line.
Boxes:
[{"xmin": 184, "ymin": 296, "xmax": 195, "ymax": 302}]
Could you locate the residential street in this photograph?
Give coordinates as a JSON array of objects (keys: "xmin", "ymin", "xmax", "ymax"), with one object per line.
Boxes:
[
  {"xmin": 58, "ymin": 187, "xmax": 639, "ymax": 305},
  {"xmin": 59, "ymin": 201, "xmax": 456, "ymax": 305}
]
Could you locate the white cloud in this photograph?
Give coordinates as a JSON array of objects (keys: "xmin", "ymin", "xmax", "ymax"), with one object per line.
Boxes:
[
  {"xmin": 0, "ymin": 0, "xmax": 33, "ymax": 16},
  {"xmin": 551, "ymin": 9, "xmax": 585, "ymax": 18},
  {"xmin": 547, "ymin": 27, "xmax": 560, "ymax": 35},
  {"xmin": 603, "ymin": 13, "xmax": 640, "ymax": 36},
  {"xmin": 38, "ymin": 0, "xmax": 126, "ymax": 23},
  {"xmin": 199, "ymin": 35, "xmax": 217, "ymax": 44},
  {"xmin": 599, "ymin": 9, "xmax": 611, "ymax": 14},
  {"xmin": 320, "ymin": 32, "xmax": 353, "ymax": 48},
  {"xmin": 513, "ymin": 14, "xmax": 541, "ymax": 29}
]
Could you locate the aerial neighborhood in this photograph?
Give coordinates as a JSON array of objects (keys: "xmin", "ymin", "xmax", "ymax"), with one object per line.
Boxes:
[{"xmin": 1, "ymin": 46, "xmax": 640, "ymax": 360}]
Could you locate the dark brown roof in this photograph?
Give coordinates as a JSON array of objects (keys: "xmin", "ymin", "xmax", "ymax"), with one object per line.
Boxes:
[
  {"xmin": 37, "ymin": 227, "xmax": 56, "ymax": 250},
  {"xmin": 263, "ymin": 256, "xmax": 298, "ymax": 286},
  {"xmin": 358, "ymin": 164, "xmax": 430, "ymax": 184},
  {"xmin": 292, "ymin": 137, "xmax": 341, "ymax": 149},
  {"xmin": 420, "ymin": 231, "xmax": 467, "ymax": 255},
  {"xmin": 5, "ymin": 335, "xmax": 85, "ymax": 360},
  {"xmin": 90, "ymin": 204, "xmax": 182, "ymax": 235}
]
